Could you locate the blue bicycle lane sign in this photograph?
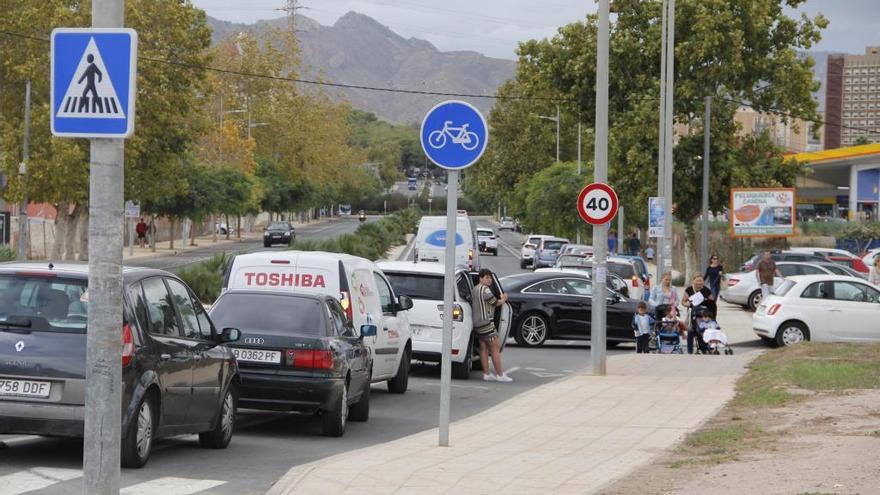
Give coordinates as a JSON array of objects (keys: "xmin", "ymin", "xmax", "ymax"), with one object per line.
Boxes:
[{"xmin": 420, "ymin": 100, "xmax": 488, "ymax": 170}]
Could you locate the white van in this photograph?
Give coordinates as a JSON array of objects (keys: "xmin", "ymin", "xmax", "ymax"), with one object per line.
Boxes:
[
  {"xmin": 377, "ymin": 261, "xmax": 512, "ymax": 379},
  {"xmin": 224, "ymin": 251, "xmax": 414, "ymax": 393},
  {"xmin": 414, "ymin": 216, "xmax": 479, "ymax": 270}
]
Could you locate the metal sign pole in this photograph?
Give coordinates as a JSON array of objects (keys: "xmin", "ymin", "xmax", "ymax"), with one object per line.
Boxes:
[
  {"xmin": 591, "ymin": 0, "xmax": 610, "ymax": 376},
  {"xmin": 662, "ymin": 0, "xmax": 676, "ymax": 276},
  {"xmin": 83, "ymin": 0, "xmax": 125, "ymax": 492},
  {"xmin": 439, "ymin": 170, "xmax": 458, "ymax": 446},
  {"xmin": 18, "ymin": 80, "xmax": 31, "ymax": 260}
]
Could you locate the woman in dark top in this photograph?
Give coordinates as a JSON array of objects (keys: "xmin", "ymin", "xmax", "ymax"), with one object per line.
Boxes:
[
  {"xmin": 681, "ymin": 273, "xmax": 715, "ymax": 354},
  {"xmin": 704, "ymin": 254, "xmax": 724, "ymax": 301}
]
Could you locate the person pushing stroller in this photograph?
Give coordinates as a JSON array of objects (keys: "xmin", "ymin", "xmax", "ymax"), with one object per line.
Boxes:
[{"xmin": 682, "ymin": 274, "xmax": 715, "ymax": 354}]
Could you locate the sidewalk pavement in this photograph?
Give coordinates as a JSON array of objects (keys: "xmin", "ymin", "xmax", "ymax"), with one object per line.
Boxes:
[{"xmin": 266, "ymin": 352, "xmax": 757, "ymax": 495}]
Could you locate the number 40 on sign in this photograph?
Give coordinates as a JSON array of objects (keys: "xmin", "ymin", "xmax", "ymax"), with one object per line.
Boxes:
[{"xmin": 577, "ymin": 183, "xmax": 619, "ymax": 225}]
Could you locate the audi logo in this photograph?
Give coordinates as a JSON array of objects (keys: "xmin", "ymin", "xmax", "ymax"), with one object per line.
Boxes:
[{"xmin": 243, "ymin": 337, "xmax": 265, "ymax": 345}]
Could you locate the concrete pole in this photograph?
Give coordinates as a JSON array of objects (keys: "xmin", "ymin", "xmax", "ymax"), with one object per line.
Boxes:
[
  {"xmin": 556, "ymin": 104, "xmax": 561, "ymax": 163},
  {"xmin": 848, "ymin": 165, "xmax": 858, "ymax": 222},
  {"xmin": 577, "ymin": 121, "xmax": 582, "ymax": 244},
  {"xmin": 83, "ymin": 1, "xmax": 125, "ymax": 493},
  {"xmin": 591, "ymin": 0, "xmax": 610, "ymax": 377},
  {"xmin": 617, "ymin": 206, "xmax": 625, "ymax": 255},
  {"xmin": 439, "ymin": 170, "xmax": 459, "ymax": 446},
  {"xmin": 18, "ymin": 80, "xmax": 31, "ymax": 260},
  {"xmin": 700, "ymin": 96, "xmax": 711, "ymax": 269},
  {"xmin": 662, "ymin": 0, "xmax": 676, "ymax": 275},
  {"xmin": 655, "ymin": 0, "xmax": 667, "ymax": 280}
]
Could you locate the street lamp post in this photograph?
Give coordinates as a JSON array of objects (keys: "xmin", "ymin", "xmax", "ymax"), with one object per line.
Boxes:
[{"xmin": 539, "ymin": 105, "xmax": 561, "ymax": 163}]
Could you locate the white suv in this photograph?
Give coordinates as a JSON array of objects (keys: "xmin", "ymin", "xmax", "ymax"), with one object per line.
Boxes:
[
  {"xmin": 520, "ymin": 234, "xmax": 553, "ymax": 269},
  {"xmin": 476, "ymin": 228, "xmax": 499, "ymax": 256},
  {"xmin": 377, "ymin": 261, "xmax": 512, "ymax": 379}
]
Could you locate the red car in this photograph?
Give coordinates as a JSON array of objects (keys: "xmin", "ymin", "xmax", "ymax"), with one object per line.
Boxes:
[{"xmin": 827, "ymin": 256, "xmax": 871, "ymax": 274}]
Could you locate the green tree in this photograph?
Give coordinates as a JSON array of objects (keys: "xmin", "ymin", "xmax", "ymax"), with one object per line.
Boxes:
[{"xmin": 514, "ymin": 162, "xmax": 588, "ymax": 240}]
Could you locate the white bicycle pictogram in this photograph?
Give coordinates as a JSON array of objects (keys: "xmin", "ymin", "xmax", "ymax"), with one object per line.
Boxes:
[{"xmin": 428, "ymin": 121, "xmax": 480, "ymax": 151}]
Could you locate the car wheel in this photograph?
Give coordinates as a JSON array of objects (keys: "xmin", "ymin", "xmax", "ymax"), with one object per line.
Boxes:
[
  {"xmin": 387, "ymin": 347, "xmax": 410, "ymax": 394},
  {"xmin": 121, "ymin": 392, "xmax": 156, "ymax": 468},
  {"xmin": 322, "ymin": 381, "xmax": 348, "ymax": 437},
  {"xmin": 199, "ymin": 385, "xmax": 237, "ymax": 449},
  {"xmin": 349, "ymin": 377, "xmax": 370, "ymax": 422},
  {"xmin": 453, "ymin": 334, "xmax": 474, "ymax": 379},
  {"xmin": 516, "ymin": 314, "xmax": 549, "ymax": 347},
  {"xmin": 747, "ymin": 290, "xmax": 762, "ymax": 311},
  {"xmin": 520, "ymin": 259, "xmax": 527, "ymax": 269},
  {"xmin": 775, "ymin": 322, "xmax": 809, "ymax": 347},
  {"xmin": 263, "ymin": 242, "xmax": 271, "ymax": 248}
]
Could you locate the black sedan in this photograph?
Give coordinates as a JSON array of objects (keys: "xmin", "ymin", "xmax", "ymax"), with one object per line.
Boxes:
[
  {"xmin": 501, "ymin": 272, "xmax": 640, "ymax": 348},
  {"xmin": 0, "ymin": 263, "xmax": 242, "ymax": 468},
  {"xmin": 263, "ymin": 222, "xmax": 296, "ymax": 247},
  {"xmin": 208, "ymin": 290, "xmax": 373, "ymax": 437}
]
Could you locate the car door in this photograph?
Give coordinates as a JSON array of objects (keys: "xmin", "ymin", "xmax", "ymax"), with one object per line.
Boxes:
[
  {"xmin": 798, "ymin": 281, "xmax": 835, "ymax": 340},
  {"xmin": 327, "ymin": 299, "xmax": 369, "ymax": 391},
  {"xmin": 166, "ymin": 278, "xmax": 222, "ymax": 427},
  {"xmin": 372, "ymin": 272, "xmax": 404, "ymax": 375},
  {"xmin": 137, "ymin": 277, "xmax": 194, "ymax": 426},
  {"xmin": 524, "ymin": 279, "xmax": 581, "ymax": 335},
  {"xmin": 559, "ymin": 278, "xmax": 593, "ymax": 338},
  {"xmin": 827, "ymin": 282, "xmax": 880, "ymax": 340},
  {"xmin": 490, "ymin": 273, "xmax": 513, "ymax": 345}
]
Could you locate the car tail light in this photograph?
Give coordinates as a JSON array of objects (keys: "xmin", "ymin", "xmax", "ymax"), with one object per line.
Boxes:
[
  {"xmin": 122, "ymin": 323, "xmax": 134, "ymax": 367},
  {"xmin": 340, "ymin": 290, "xmax": 353, "ymax": 321},
  {"xmin": 631, "ymin": 275, "xmax": 639, "ymax": 288},
  {"xmin": 490, "ymin": 235, "xmax": 496, "ymax": 240},
  {"xmin": 767, "ymin": 303, "xmax": 781, "ymax": 315},
  {"xmin": 468, "ymin": 249, "xmax": 474, "ymax": 269},
  {"xmin": 285, "ymin": 349, "xmax": 334, "ymax": 369},
  {"xmin": 452, "ymin": 349, "xmax": 460, "ymax": 355},
  {"xmin": 270, "ymin": 259, "xmax": 290, "ymax": 264},
  {"xmin": 727, "ymin": 278, "xmax": 739, "ymax": 287},
  {"xmin": 437, "ymin": 303, "xmax": 464, "ymax": 322}
]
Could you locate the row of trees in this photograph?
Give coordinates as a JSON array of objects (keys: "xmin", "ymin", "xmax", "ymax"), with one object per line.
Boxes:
[
  {"xmin": 0, "ymin": 1, "xmax": 414, "ymax": 260},
  {"xmin": 468, "ymin": 0, "xmax": 827, "ymax": 274}
]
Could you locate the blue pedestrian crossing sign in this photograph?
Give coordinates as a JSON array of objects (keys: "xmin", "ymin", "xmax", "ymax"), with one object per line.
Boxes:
[
  {"xmin": 420, "ymin": 100, "xmax": 488, "ymax": 170},
  {"xmin": 51, "ymin": 28, "xmax": 138, "ymax": 138}
]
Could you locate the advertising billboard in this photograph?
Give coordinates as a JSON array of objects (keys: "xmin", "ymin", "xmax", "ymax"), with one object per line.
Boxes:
[
  {"xmin": 648, "ymin": 197, "xmax": 664, "ymax": 238},
  {"xmin": 730, "ymin": 188, "xmax": 796, "ymax": 237}
]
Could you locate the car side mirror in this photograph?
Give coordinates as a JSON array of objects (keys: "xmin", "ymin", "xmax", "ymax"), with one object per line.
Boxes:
[
  {"xmin": 220, "ymin": 328, "xmax": 241, "ymax": 343},
  {"xmin": 397, "ymin": 295, "xmax": 414, "ymax": 312},
  {"xmin": 360, "ymin": 324, "xmax": 378, "ymax": 338}
]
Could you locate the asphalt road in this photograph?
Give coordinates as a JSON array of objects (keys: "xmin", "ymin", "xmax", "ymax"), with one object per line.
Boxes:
[
  {"xmin": 393, "ymin": 180, "xmax": 446, "ymax": 199},
  {"xmin": 0, "ymin": 216, "xmax": 619, "ymax": 495}
]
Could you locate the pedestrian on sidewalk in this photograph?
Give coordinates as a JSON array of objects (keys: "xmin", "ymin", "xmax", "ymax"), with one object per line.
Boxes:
[
  {"xmin": 648, "ymin": 271, "xmax": 678, "ymax": 316},
  {"xmin": 704, "ymin": 254, "xmax": 725, "ymax": 301},
  {"xmin": 682, "ymin": 273, "xmax": 714, "ymax": 354},
  {"xmin": 627, "ymin": 233, "xmax": 641, "ymax": 256},
  {"xmin": 471, "ymin": 269, "xmax": 512, "ymax": 382},
  {"xmin": 135, "ymin": 218, "xmax": 148, "ymax": 248},
  {"xmin": 869, "ymin": 256, "xmax": 880, "ymax": 286},
  {"xmin": 755, "ymin": 250, "xmax": 782, "ymax": 301},
  {"xmin": 632, "ymin": 301, "xmax": 653, "ymax": 353},
  {"xmin": 608, "ymin": 231, "xmax": 617, "ymax": 254},
  {"xmin": 645, "ymin": 244, "xmax": 654, "ymax": 261}
]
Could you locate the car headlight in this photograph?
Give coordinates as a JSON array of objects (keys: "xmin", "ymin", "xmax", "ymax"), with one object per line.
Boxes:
[{"xmin": 283, "ymin": 232, "xmax": 291, "ymax": 236}]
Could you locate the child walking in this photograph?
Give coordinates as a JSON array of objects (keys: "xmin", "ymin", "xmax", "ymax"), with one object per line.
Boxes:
[{"xmin": 632, "ymin": 301, "xmax": 653, "ymax": 354}]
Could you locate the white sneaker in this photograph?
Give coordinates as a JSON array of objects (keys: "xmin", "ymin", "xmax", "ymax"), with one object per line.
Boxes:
[
  {"xmin": 495, "ymin": 374, "xmax": 513, "ymax": 383},
  {"xmin": 482, "ymin": 373, "xmax": 496, "ymax": 381}
]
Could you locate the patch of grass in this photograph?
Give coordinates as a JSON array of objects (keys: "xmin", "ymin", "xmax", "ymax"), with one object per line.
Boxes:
[
  {"xmin": 0, "ymin": 245, "xmax": 14, "ymax": 262},
  {"xmin": 786, "ymin": 361, "xmax": 880, "ymax": 390}
]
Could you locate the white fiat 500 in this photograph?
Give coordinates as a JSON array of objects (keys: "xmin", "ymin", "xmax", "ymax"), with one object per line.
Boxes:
[{"xmin": 753, "ymin": 275, "xmax": 880, "ymax": 347}]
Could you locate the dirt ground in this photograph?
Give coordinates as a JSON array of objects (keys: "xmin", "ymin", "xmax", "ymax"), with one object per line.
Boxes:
[{"xmin": 599, "ymin": 388, "xmax": 880, "ymax": 495}]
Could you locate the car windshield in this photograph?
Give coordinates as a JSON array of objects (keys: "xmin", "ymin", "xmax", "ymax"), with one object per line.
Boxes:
[
  {"xmin": 774, "ymin": 279, "xmax": 797, "ymax": 297},
  {"xmin": 607, "ymin": 262, "xmax": 636, "ymax": 279},
  {"xmin": 210, "ymin": 293, "xmax": 324, "ymax": 335},
  {"xmin": 501, "ymin": 217, "xmax": 513, "ymax": 223},
  {"xmin": 543, "ymin": 241, "xmax": 566, "ymax": 250},
  {"xmin": 384, "ymin": 273, "xmax": 445, "ymax": 300},
  {"xmin": 268, "ymin": 223, "xmax": 289, "ymax": 230},
  {"xmin": 557, "ymin": 255, "xmax": 590, "ymax": 267},
  {"xmin": 477, "ymin": 230, "xmax": 493, "ymax": 236},
  {"xmin": 0, "ymin": 275, "xmax": 89, "ymax": 333},
  {"xmin": 821, "ymin": 264, "xmax": 849, "ymax": 276}
]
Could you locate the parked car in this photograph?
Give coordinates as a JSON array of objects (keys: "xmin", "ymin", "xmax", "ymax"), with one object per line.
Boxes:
[
  {"xmin": 861, "ymin": 248, "xmax": 880, "ymax": 268},
  {"xmin": 722, "ymin": 261, "xmax": 865, "ymax": 310},
  {"xmin": 560, "ymin": 244, "xmax": 594, "ymax": 257},
  {"xmin": 476, "ymin": 228, "xmax": 499, "ymax": 256},
  {"xmin": 223, "ymin": 251, "xmax": 413, "ymax": 393},
  {"xmin": 501, "ymin": 272, "xmax": 638, "ymax": 347},
  {"xmin": 520, "ymin": 234, "xmax": 553, "ymax": 269},
  {"xmin": 753, "ymin": 275, "xmax": 880, "ymax": 346},
  {"xmin": 263, "ymin": 222, "xmax": 295, "ymax": 247},
  {"xmin": 826, "ymin": 256, "xmax": 871, "ymax": 275},
  {"xmin": 414, "ymin": 216, "xmax": 479, "ymax": 270},
  {"xmin": 536, "ymin": 267, "xmax": 630, "ymax": 298},
  {"xmin": 533, "ymin": 237, "xmax": 571, "ymax": 269},
  {"xmin": 499, "ymin": 217, "xmax": 517, "ymax": 231},
  {"xmin": 740, "ymin": 250, "xmax": 828, "ymax": 272},
  {"xmin": 613, "ymin": 255, "xmax": 651, "ymax": 293},
  {"xmin": 788, "ymin": 247, "xmax": 859, "ymax": 260},
  {"xmin": 215, "ymin": 222, "xmax": 234, "ymax": 235},
  {"xmin": 377, "ymin": 262, "xmax": 512, "ymax": 379},
  {"xmin": 0, "ymin": 263, "xmax": 241, "ymax": 468},
  {"xmin": 208, "ymin": 290, "xmax": 373, "ymax": 436}
]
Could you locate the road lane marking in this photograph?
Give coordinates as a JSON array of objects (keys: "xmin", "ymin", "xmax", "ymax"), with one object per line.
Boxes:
[
  {"xmin": 524, "ymin": 367, "xmax": 546, "ymax": 371},
  {"xmin": 0, "ymin": 467, "xmax": 82, "ymax": 495},
  {"xmin": 120, "ymin": 477, "xmax": 226, "ymax": 495},
  {"xmin": 532, "ymin": 371, "xmax": 566, "ymax": 378},
  {"xmin": 505, "ymin": 366, "xmax": 520, "ymax": 375}
]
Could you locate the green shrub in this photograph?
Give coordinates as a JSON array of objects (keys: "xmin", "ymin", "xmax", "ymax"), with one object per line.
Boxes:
[
  {"xmin": 0, "ymin": 245, "xmax": 15, "ymax": 262},
  {"xmin": 178, "ymin": 253, "xmax": 228, "ymax": 303}
]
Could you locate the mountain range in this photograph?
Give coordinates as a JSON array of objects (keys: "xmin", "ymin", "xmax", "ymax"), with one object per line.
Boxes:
[{"xmin": 206, "ymin": 12, "xmax": 516, "ymax": 124}]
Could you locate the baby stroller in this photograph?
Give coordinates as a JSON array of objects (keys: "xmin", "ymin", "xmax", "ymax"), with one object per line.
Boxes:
[
  {"xmin": 694, "ymin": 306, "xmax": 733, "ymax": 355},
  {"xmin": 650, "ymin": 304, "xmax": 683, "ymax": 354}
]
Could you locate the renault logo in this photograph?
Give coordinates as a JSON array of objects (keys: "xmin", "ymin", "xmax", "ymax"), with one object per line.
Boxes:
[
  {"xmin": 243, "ymin": 337, "xmax": 265, "ymax": 345},
  {"xmin": 14, "ymin": 341, "xmax": 25, "ymax": 352}
]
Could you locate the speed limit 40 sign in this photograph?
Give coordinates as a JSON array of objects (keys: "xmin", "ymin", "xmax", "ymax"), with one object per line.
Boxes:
[{"xmin": 577, "ymin": 183, "xmax": 619, "ymax": 225}]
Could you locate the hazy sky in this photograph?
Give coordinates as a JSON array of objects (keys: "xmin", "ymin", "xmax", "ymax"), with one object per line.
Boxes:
[{"xmin": 192, "ymin": 0, "xmax": 878, "ymax": 60}]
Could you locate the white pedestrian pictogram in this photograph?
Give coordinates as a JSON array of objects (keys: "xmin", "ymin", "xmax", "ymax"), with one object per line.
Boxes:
[
  {"xmin": 428, "ymin": 121, "xmax": 480, "ymax": 151},
  {"xmin": 56, "ymin": 37, "xmax": 125, "ymax": 119}
]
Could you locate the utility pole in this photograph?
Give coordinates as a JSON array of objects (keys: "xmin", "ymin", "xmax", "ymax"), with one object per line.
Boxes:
[
  {"xmin": 591, "ymin": 0, "xmax": 610, "ymax": 376},
  {"xmin": 18, "ymin": 80, "xmax": 31, "ymax": 260},
  {"xmin": 83, "ymin": 1, "xmax": 125, "ymax": 492},
  {"xmin": 655, "ymin": 0, "xmax": 668, "ymax": 279},
  {"xmin": 700, "ymin": 96, "xmax": 711, "ymax": 270},
  {"xmin": 539, "ymin": 106, "xmax": 561, "ymax": 163},
  {"xmin": 662, "ymin": 0, "xmax": 676, "ymax": 277},
  {"xmin": 617, "ymin": 206, "xmax": 625, "ymax": 255}
]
